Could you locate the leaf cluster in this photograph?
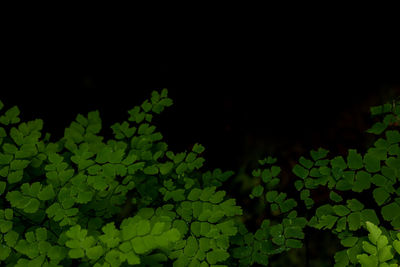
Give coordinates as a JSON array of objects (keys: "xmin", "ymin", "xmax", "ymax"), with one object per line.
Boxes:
[{"xmin": 0, "ymin": 91, "xmax": 399, "ymax": 266}]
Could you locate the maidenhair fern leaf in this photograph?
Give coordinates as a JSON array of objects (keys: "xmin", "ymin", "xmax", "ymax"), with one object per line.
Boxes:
[{"xmin": 292, "ymin": 164, "xmax": 309, "ymax": 179}]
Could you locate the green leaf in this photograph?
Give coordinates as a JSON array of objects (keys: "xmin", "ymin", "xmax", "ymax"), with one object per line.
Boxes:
[
  {"xmin": 309, "ymin": 168, "xmax": 322, "ymax": 178},
  {"xmin": 76, "ymin": 190, "xmax": 94, "ymax": 204},
  {"xmin": 385, "ymin": 158, "xmax": 400, "ymax": 173},
  {"xmin": 209, "ymin": 191, "xmax": 226, "ymax": 204},
  {"xmin": 393, "ymin": 240, "xmax": 400, "ymax": 255},
  {"xmin": 317, "ymin": 215, "xmax": 338, "ymax": 230},
  {"xmin": 386, "ymin": 130, "xmax": 400, "ymax": 144},
  {"xmin": 367, "ymin": 122, "xmax": 387, "ymax": 135},
  {"xmin": 187, "ymin": 188, "xmax": 202, "ymax": 201},
  {"xmin": 131, "ymin": 236, "xmax": 150, "ymax": 254},
  {"xmin": 261, "ymin": 169, "xmax": 272, "ymax": 183},
  {"xmin": 0, "ymin": 106, "xmax": 20, "ymax": 125},
  {"xmin": 347, "ymin": 199, "xmax": 364, "ymax": 212},
  {"xmin": 190, "ymin": 221, "xmax": 201, "ymax": 237},
  {"xmin": 373, "ymin": 187, "xmax": 390, "ymax": 206},
  {"xmin": 192, "ymin": 143, "xmax": 205, "ymax": 154},
  {"xmin": 0, "ymin": 219, "xmax": 12, "ymax": 233},
  {"xmin": 330, "ymin": 191, "xmax": 343, "ymax": 202},
  {"xmin": 47, "ymin": 245, "xmax": 67, "ymax": 261},
  {"xmin": 335, "ymin": 217, "xmax": 347, "ymax": 232},
  {"xmin": 21, "ymin": 182, "xmax": 42, "ymax": 197},
  {"xmin": 159, "ymin": 162, "xmax": 173, "ymax": 175},
  {"xmin": 199, "ymin": 187, "xmax": 216, "ymax": 202},
  {"xmin": 35, "ymin": 228, "xmax": 47, "ymax": 241},
  {"xmin": 37, "ymin": 184, "xmax": 56, "ymax": 201},
  {"xmin": 315, "ymin": 159, "xmax": 330, "ymax": 167},
  {"xmin": 159, "ymin": 88, "xmax": 168, "ymax": 98},
  {"xmin": 370, "ymin": 104, "xmax": 392, "ymax": 115},
  {"xmin": 81, "ymin": 236, "xmax": 96, "ymax": 250},
  {"xmin": 365, "ymin": 221, "xmax": 382, "ymax": 245},
  {"xmin": 170, "ymin": 189, "xmax": 185, "ymax": 202},
  {"xmin": 300, "ymin": 189, "xmax": 310, "ymax": 200},
  {"xmin": 8, "ymin": 170, "xmax": 23, "ymax": 184},
  {"xmin": 151, "ymin": 91, "xmax": 161, "ymax": 103},
  {"xmin": 219, "ymin": 199, "xmax": 242, "ymax": 217},
  {"xmin": 185, "ymin": 152, "xmax": 197, "ymax": 163},
  {"xmin": 151, "ymin": 222, "xmax": 165, "ymax": 236},
  {"xmin": 360, "ymin": 209, "xmax": 380, "ymax": 227},
  {"xmin": 292, "ymin": 164, "xmax": 309, "ymax": 179},
  {"xmin": 348, "ymin": 212, "xmax": 361, "ymax": 231},
  {"xmin": 371, "ymin": 174, "xmax": 387, "ymax": 187},
  {"xmin": 66, "ymin": 239, "xmax": 81, "ymax": 249},
  {"xmin": 184, "ymin": 236, "xmax": 198, "ymax": 257},
  {"xmin": 137, "ymin": 220, "xmax": 151, "ymax": 236},
  {"xmin": 216, "ymin": 220, "xmax": 237, "ymax": 236},
  {"xmin": 347, "ymin": 149, "xmax": 363, "ymax": 170},
  {"xmin": 341, "ymin": 236, "xmax": 358, "ymax": 247},
  {"xmin": 285, "ymin": 238, "xmax": 303, "ymax": 248},
  {"xmin": 206, "ymin": 249, "xmax": 230, "ymax": 265},
  {"xmin": 270, "ymin": 224, "xmax": 283, "ymax": 237},
  {"xmin": 257, "ymin": 156, "xmax": 276, "ymax": 165},
  {"xmin": 141, "ymin": 99, "xmax": 152, "ymax": 112},
  {"xmin": 86, "ymin": 245, "xmax": 104, "ymax": 260},
  {"xmin": 10, "ymin": 127, "xmax": 24, "ymax": 145},
  {"xmin": 334, "ymin": 250, "xmax": 349, "ymax": 266},
  {"xmin": 4, "ymin": 209, "xmax": 14, "ymax": 221},
  {"xmin": 122, "ymin": 222, "xmax": 137, "ymax": 241},
  {"xmin": 333, "ymin": 205, "xmax": 350, "ymax": 216},
  {"xmin": 23, "ymin": 198, "xmax": 40, "ymax": 213},
  {"xmin": 66, "ymin": 225, "xmax": 87, "ymax": 240},
  {"xmin": 100, "ymin": 222, "xmax": 121, "ymax": 248},
  {"xmin": 357, "ymin": 253, "xmax": 378, "ymax": 267},
  {"xmin": 0, "ymin": 153, "xmax": 13, "ymax": 165},
  {"xmin": 69, "ymin": 248, "xmax": 84, "ymax": 259},
  {"xmin": 362, "ymin": 241, "xmax": 378, "ymax": 256},
  {"xmin": 279, "ymin": 198, "xmax": 297, "ymax": 213},
  {"xmin": 352, "ymin": 171, "xmax": 371, "ymax": 192},
  {"xmin": 143, "ymin": 165, "xmax": 158, "ymax": 175},
  {"xmin": 294, "ymin": 180, "xmax": 304, "ymax": 191},
  {"xmin": 299, "ymin": 157, "xmax": 313, "ymax": 169},
  {"xmin": 378, "ymin": 244, "xmax": 393, "ymax": 262},
  {"xmin": 3, "ymin": 143, "xmax": 18, "ymax": 154},
  {"xmin": 388, "ymin": 143, "xmax": 400, "ymax": 156},
  {"xmin": 0, "ymin": 245, "xmax": 11, "ymax": 260},
  {"xmin": 266, "ymin": 190, "xmax": 278, "ymax": 202},
  {"xmin": 173, "ymin": 152, "xmax": 186, "ymax": 164},
  {"xmin": 272, "ymin": 234, "xmax": 285, "ymax": 246},
  {"xmin": 4, "ymin": 230, "xmax": 19, "ymax": 247},
  {"xmin": 176, "ymin": 162, "xmax": 187, "ymax": 175},
  {"xmin": 250, "ymin": 185, "xmax": 264, "ymax": 198},
  {"xmin": 271, "ymin": 166, "xmax": 281, "ymax": 177},
  {"xmin": 381, "ymin": 202, "xmax": 400, "ymax": 221},
  {"xmin": 310, "ymin": 147, "xmax": 329, "ymax": 161},
  {"xmin": 330, "ymin": 156, "xmax": 347, "ymax": 170},
  {"xmin": 75, "ymin": 113, "xmax": 88, "ymax": 126},
  {"xmin": 271, "ymin": 203, "xmax": 279, "ymax": 212},
  {"xmin": 284, "ymin": 226, "xmax": 304, "ymax": 239},
  {"xmin": 363, "ymin": 152, "xmax": 381, "ymax": 173},
  {"xmin": 0, "ymin": 181, "xmax": 6, "ymax": 195},
  {"xmin": 95, "ymin": 146, "xmax": 112, "ymax": 164},
  {"xmin": 126, "ymin": 251, "xmax": 141, "ymax": 265}
]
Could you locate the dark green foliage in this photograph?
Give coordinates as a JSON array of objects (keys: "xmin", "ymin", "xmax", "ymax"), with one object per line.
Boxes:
[{"xmin": 0, "ymin": 91, "xmax": 399, "ymax": 266}]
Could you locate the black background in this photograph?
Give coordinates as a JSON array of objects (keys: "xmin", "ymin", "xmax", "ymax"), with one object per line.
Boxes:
[
  {"xmin": 2, "ymin": 34, "xmax": 399, "ymax": 172},
  {"xmin": 1, "ymin": 17, "xmax": 400, "ymax": 266}
]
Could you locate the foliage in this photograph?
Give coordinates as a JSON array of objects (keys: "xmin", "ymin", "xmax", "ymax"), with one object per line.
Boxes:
[{"xmin": 0, "ymin": 89, "xmax": 399, "ymax": 266}]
